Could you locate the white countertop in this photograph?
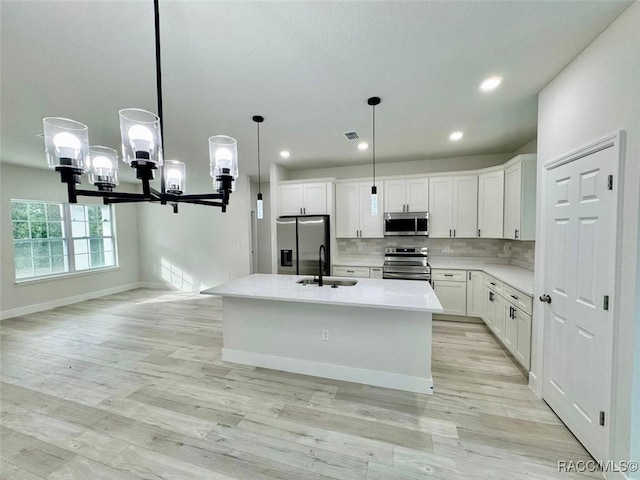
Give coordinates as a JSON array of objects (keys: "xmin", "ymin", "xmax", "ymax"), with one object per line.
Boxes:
[
  {"xmin": 202, "ymin": 274, "xmax": 443, "ymax": 313},
  {"xmin": 429, "ymin": 259, "xmax": 534, "ymax": 296}
]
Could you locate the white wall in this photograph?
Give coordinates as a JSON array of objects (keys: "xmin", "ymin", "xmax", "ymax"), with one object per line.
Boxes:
[
  {"xmin": 249, "ymin": 180, "xmax": 272, "ymax": 273},
  {"xmin": 285, "ymin": 152, "xmax": 511, "ymax": 181},
  {"xmin": 0, "ymin": 163, "xmax": 141, "ymax": 318},
  {"xmin": 137, "ymin": 173, "xmax": 252, "ymax": 291},
  {"xmin": 536, "ymin": 2, "xmax": 640, "ymax": 472},
  {"xmin": 514, "ymin": 138, "xmax": 537, "ymax": 155}
]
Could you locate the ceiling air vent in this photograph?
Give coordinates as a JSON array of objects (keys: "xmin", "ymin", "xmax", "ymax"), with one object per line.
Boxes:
[{"xmin": 343, "ymin": 131, "xmax": 360, "ymax": 141}]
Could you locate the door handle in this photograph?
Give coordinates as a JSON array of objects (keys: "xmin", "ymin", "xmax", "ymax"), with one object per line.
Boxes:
[{"xmin": 539, "ymin": 294, "xmax": 552, "ymax": 304}]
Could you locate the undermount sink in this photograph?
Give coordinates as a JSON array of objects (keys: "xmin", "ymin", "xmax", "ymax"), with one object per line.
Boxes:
[{"xmin": 297, "ymin": 277, "xmax": 358, "ymax": 287}]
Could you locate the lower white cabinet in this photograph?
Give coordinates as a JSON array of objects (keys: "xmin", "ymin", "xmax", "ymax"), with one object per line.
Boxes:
[
  {"xmin": 369, "ymin": 267, "xmax": 383, "ymax": 279},
  {"xmin": 466, "ymin": 271, "xmax": 485, "ymax": 317},
  {"xmin": 432, "ymin": 269, "xmax": 467, "ymax": 315},
  {"xmin": 481, "ymin": 274, "xmax": 532, "ymax": 370}
]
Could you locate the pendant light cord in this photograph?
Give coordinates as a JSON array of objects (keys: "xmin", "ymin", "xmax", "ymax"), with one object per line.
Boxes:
[
  {"xmin": 257, "ymin": 121, "xmax": 261, "ymax": 194},
  {"xmin": 154, "ymin": 0, "xmax": 165, "ymax": 193},
  {"xmin": 372, "ymin": 104, "xmax": 376, "ymax": 187}
]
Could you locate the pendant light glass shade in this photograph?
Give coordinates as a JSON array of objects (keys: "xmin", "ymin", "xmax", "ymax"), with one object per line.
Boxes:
[
  {"xmin": 257, "ymin": 193, "xmax": 264, "ymax": 219},
  {"xmin": 209, "ymin": 135, "xmax": 238, "ymax": 192},
  {"xmin": 88, "ymin": 146, "xmax": 119, "ymax": 189},
  {"xmin": 165, "ymin": 160, "xmax": 186, "ymax": 194},
  {"xmin": 370, "ymin": 186, "xmax": 378, "ymax": 216},
  {"xmin": 119, "ymin": 108, "xmax": 163, "ymax": 167},
  {"xmin": 43, "ymin": 117, "xmax": 90, "ymax": 172}
]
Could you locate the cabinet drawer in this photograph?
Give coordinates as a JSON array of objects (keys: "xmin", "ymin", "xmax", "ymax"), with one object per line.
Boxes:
[
  {"xmin": 485, "ymin": 275, "xmax": 504, "ymax": 294},
  {"xmin": 504, "ymin": 284, "xmax": 532, "ymax": 315},
  {"xmin": 333, "ymin": 266, "xmax": 370, "ymax": 278},
  {"xmin": 432, "ymin": 269, "xmax": 466, "ymax": 282},
  {"xmin": 369, "ymin": 267, "xmax": 383, "ymax": 279}
]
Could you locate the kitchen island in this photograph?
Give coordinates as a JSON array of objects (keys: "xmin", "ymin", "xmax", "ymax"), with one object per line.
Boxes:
[{"xmin": 202, "ymin": 274, "xmax": 442, "ymax": 394}]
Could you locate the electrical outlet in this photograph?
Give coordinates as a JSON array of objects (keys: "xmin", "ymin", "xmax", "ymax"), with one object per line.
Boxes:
[
  {"xmin": 321, "ymin": 329, "xmax": 329, "ymax": 341},
  {"xmin": 503, "ymin": 243, "xmax": 511, "ymax": 253}
]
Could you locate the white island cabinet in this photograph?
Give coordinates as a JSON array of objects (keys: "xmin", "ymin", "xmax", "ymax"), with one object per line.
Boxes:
[{"xmin": 202, "ymin": 274, "xmax": 442, "ymax": 394}]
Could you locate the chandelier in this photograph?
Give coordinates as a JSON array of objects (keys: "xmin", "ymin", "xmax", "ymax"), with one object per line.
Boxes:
[{"xmin": 42, "ymin": 0, "xmax": 238, "ymax": 213}]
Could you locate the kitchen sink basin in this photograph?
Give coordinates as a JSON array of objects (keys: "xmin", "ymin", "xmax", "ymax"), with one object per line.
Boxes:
[{"xmin": 297, "ymin": 277, "xmax": 358, "ymax": 287}]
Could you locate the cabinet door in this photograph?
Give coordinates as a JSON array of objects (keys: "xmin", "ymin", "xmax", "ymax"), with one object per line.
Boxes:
[
  {"xmin": 466, "ymin": 271, "xmax": 485, "ymax": 317},
  {"xmin": 504, "ymin": 163, "xmax": 522, "ymax": 239},
  {"xmin": 360, "ymin": 182, "xmax": 384, "ymax": 238},
  {"xmin": 515, "ymin": 308, "xmax": 531, "ymax": 370},
  {"xmin": 433, "ymin": 280, "xmax": 467, "ymax": 316},
  {"xmin": 279, "ymin": 184, "xmax": 304, "ymax": 216},
  {"xmin": 502, "ymin": 303, "xmax": 517, "ymax": 353},
  {"xmin": 482, "ymin": 286, "xmax": 493, "ymax": 326},
  {"xmin": 452, "ymin": 175, "xmax": 478, "ymax": 238},
  {"xmin": 478, "ymin": 171, "xmax": 504, "ymax": 238},
  {"xmin": 383, "ymin": 180, "xmax": 406, "ymax": 213},
  {"xmin": 491, "ymin": 293, "xmax": 505, "ymax": 338},
  {"xmin": 406, "ymin": 178, "xmax": 429, "ymax": 212},
  {"xmin": 428, "ymin": 177, "xmax": 453, "ymax": 238},
  {"xmin": 335, "ymin": 183, "xmax": 359, "ymax": 238},
  {"xmin": 303, "ymin": 183, "xmax": 328, "ymax": 215}
]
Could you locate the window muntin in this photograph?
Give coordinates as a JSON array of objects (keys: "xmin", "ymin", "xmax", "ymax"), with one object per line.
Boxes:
[{"xmin": 11, "ymin": 200, "xmax": 116, "ymax": 280}]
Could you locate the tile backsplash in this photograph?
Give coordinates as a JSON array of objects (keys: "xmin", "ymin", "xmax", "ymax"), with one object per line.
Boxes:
[{"xmin": 337, "ymin": 238, "xmax": 535, "ymax": 271}]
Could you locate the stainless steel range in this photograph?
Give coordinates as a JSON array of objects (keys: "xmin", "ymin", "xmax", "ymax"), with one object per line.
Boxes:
[{"xmin": 383, "ymin": 247, "xmax": 431, "ymax": 282}]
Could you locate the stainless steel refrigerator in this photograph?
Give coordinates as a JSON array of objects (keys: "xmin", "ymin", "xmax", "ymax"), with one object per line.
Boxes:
[{"xmin": 277, "ymin": 215, "xmax": 330, "ymax": 275}]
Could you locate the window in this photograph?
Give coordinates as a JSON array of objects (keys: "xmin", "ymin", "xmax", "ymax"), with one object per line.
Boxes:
[{"xmin": 11, "ymin": 200, "xmax": 117, "ymax": 281}]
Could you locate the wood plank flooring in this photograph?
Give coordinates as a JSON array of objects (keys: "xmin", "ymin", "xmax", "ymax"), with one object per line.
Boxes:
[{"xmin": 0, "ymin": 288, "xmax": 600, "ymax": 479}]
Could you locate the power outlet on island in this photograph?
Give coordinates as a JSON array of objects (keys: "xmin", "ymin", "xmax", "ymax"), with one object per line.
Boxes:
[{"xmin": 321, "ymin": 329, "xmax": 330, "ymax": 341}]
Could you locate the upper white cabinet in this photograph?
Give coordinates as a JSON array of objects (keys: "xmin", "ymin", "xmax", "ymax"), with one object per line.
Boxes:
[
  {"xmin": 279, "ymin": 181, "xmax": 329, "ymax": 216},
  {"xmin": 383, "ymin": 178, "xmax": 429, "ymax": 213},
  {"xmin": 503, "ymin": 154, "xmax": 536, "ymax": 240},
  {"xmin": 478, "ymin": 170, "xmax": 505, "ymax": 238},
  {"xmin": 335, "ymin": 181, "xmax": 384, "ymax": 238},
  {"xmin": 428, "ymin": 175, "xmax": 478, "ymax": 238}
]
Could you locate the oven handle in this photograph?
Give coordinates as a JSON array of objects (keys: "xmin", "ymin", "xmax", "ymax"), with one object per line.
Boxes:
[{"xmin": 382, "ymin": 272, "xmax": 431, "ymax": 280}]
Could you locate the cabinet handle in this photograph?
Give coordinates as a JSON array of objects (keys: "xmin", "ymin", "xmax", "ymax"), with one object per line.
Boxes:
[
  {"xmin": 510, "ymin": 294, "xmax": 518, "ymax": 300},
  {"xmin": 468, "ymin": 272, "xmax": 471, "ymax": 280},
  {"xmin": 454, "ymin": 229, "xmax": 456, "ymax": 237},
  {"xmin": 478, "ymin": 229, "xmax": 481, "ymax": 237},
  {"xmin": 509, "ymin": 306, "xmax": 514, "ymax": 319},
  {"xmin": 513, "ymin": 308, "xmax": 517, "ymax": 319},
  {"xmin": 406, "ymin": 204, "xmax": 409, "ymax": 212},
  {"xmin": 515, "ymin": 229, "xmax": 519, "ymax": 239},
  {"xmin": 490, "ymin": 282, "xmax": 496, "ymax": 286},
  {"xmin": 449, "ymin": 229, "xmax": 452, "ymax": 237},
  {"xmin": 444, "ymin": 274, "xmax": 454, "ymax": 277},
  {"xmin": 489, "ymin": 291, "xmax": 494, "ymax": 302},
  {"xmin": 346, "ymin": 270, "xmax": 355, "ymax": 273}
]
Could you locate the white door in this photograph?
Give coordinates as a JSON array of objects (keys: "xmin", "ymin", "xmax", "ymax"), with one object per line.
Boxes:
[
  {"xmin": 406, "ymin": 178, "xmax": 429, "ymax": 212},
  {"xmin": 504, "ymin": 163, "xmax": 522, "ymax": 239},
  {"xmin": 360, "ymin": 182, "xmax": 384, "ymax": 238},
  {"xmin": 384, "ymin": 180, "xmax": 406, "ymax": 213},
  {"xmin": 452, "ymin": 175, "xmax": 478, "ymax": 238},
  {"xmin": 335, "ymin": 183, "xmax": 359, "ymax": 238},
  {"xmin": 478, "ymin": 170, "xmax": 504, "ymax": 238},
  {"xmin": 428, "ymin": 177, "xmax": 453, "ymax": 238},
  {"xmin": 542, "ymin": 146, "xmax": 617, "ymax": 462},
  {"xmin": 303, "ymin": 183, "xmax": 328, "ymax": 215}
]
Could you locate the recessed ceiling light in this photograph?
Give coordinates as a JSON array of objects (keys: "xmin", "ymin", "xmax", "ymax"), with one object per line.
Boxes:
[
  {"xmin": 358, "ymin": 142, "xmax": 369, "ymax": 151},
  {"xmin": 280, "ymin": 150, "xmax": 290, "ymax": 158},
  {"xmin": 449, "ymin": 131, "xmax": 463, "ymax": 141},
  {"xmin": 480, "ymin": 76, "xmax": 503, "ymax": 92}
]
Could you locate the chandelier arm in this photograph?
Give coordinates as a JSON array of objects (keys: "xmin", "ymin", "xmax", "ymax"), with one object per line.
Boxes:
[{"xmin": 168, "ymin": 193, "xmax": 225, "ymax": 200}]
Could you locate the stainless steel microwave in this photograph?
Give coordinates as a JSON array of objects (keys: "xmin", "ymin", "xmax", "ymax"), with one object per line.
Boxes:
[{"xmin": 383, "ymin": 212, "xmax": 429, "ymax": 236}]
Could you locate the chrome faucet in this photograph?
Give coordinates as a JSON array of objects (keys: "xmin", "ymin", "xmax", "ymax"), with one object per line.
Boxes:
[{"xmin": 318, "ymin": 244, "xmax": 326, "ymax": 287}]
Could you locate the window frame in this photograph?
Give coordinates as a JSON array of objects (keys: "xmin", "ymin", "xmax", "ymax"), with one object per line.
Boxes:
[{"xmin": 11, "ymin": 199, "xmax": 119, "ymax": 283}]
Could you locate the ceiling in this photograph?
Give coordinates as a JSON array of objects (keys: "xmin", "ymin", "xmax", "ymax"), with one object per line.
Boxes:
[{"xmin": 0, "ymin": 0, "xmax": 632, "ymax": 184}]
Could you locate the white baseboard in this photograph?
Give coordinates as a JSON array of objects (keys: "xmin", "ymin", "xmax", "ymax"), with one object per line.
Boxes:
[
  {"xmin": 0, "ymin": 282, "xmax": 142, "ymax": 321},
  {"xmin": 528, "ymin": 371, "xmax": 541, "ymax": 397},
  {"xmin": 222, "ymin": 348, "xmax": 434, "ymax": 394},
  {"xmin": 137, "ymin": 282, "xmax": 178, "ymax": 290}
]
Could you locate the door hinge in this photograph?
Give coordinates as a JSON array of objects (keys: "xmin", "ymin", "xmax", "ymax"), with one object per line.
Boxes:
[
  {"xmin": 599, "ymin": 411, "xmax": 605, "ymax": 426},
  {"xmin": 603, "ymin": 295, "xmax": 609, "ymax": 311},
  {"xmin": 607, "ymin": 175, "xmax": 613, "ymax": 190}
]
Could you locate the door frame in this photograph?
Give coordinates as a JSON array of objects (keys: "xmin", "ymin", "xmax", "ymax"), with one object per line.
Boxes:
[{"xmin": 533, "ymin": 131, "xmax": 624, "ymax": 462}]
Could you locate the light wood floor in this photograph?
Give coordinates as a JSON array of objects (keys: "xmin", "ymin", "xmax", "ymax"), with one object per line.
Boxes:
[{"xmin": 0, "ymin": 288, "xmax": 600, "ymax": 480}]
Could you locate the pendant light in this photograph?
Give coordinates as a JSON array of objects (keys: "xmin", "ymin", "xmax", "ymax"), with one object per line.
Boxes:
[
  {"xmin": 253, "ymin": 115, "xmax": 264, "ymax": 219},
  {"xmin": 368, "ymin": 96, "xmax": 381, "ymax": 216}
]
